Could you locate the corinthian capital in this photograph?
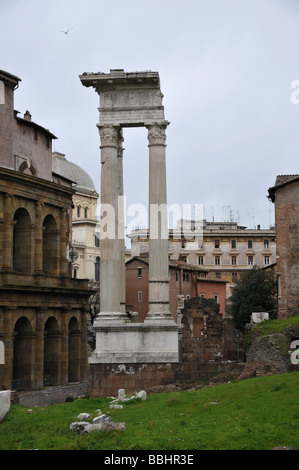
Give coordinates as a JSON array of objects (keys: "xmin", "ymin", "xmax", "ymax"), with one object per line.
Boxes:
[
  {"xmin": 98, "ymin": 124, "xmax": 119, "ymax": 148},
  {"xmin": 146, "ymin": 121, "xmax": 170, "ymax": 147}
]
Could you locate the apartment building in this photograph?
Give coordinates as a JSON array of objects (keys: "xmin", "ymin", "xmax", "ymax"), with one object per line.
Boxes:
[{"xmin": 128, "ymin": 220, "xmax": 276, "ymax": 298}]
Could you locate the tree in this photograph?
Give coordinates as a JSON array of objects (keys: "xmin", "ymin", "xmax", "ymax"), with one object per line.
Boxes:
[{"xmin": 229, "ymin": 266, "xmax": 277, "ymax": 330}]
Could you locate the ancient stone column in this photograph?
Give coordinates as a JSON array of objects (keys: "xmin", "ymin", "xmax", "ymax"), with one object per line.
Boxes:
[
  {"xmin": 97, "ymin": 124, "xmax": 126, "ymax": 321},
  {"xmin": 117, "ymin": 130, "xmax": 126, "ymax": 315},
  {"xmin": 146, "ymin": 121, "xmax": 172, "ymax": 319}
]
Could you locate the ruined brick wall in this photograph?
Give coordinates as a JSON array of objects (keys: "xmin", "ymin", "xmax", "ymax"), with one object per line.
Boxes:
[
  {"xmin": 240, "ymin": 323, "xmax": 299, "ymax": 379},
  {"xmin": 274, "ymin": 180, "xmax": 299, "ymax": 318},
  {"xmin": 180, "ymin": 297, "xmax": 243, "ymax": 362}
]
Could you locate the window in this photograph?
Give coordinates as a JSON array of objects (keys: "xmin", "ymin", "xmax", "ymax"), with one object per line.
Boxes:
[
  {"xmin": 95, "ymin": 232, "xmax": 100, "ymax": 247},
  {"xmin": 186, "ymin": 295, "xmax": 190, "ymax": 300},
  {"xmin": 264, "ymin": 240, "xmax": 269, "ymax": 249},
  {"xmin": 200, "ymin": 293, "xmax": 205, "ymax": 298},
  {"xmin": 138, "ymin": 291, "xmax": 142, "ymax": 302},
  {"xmin": 77, "ymin": 206, "xmax": 81, "ymax": 217},
  {"xmin": 198, "ymin": 256, "xmax": 204, "ymax": 265},
  {"xmin": 232, "ymin": 272, "xmax": 238, "ymax": 282},
  {"xmin": 181, "ymin": 240, "xmax": 186, "ymax": 248},
  {"xmin": 138, "ymin": 267, "xmax": 142, "ymax": 278},
  {"xmin": 45, "ymin": 136, "xmax": 50, "ymax": 149},
  {"xmin": 215, "ymin": 240, "xmax": 220, "ymax": 249},
  {"xmin": 248, "ymin": 240, "xmax": 253, "ymax": 249},
  {"xmin": 73, "ymin": 268, "xmax": 77, "ymax": 279},
  {"xmin": 231, "ymin": 240, "xmax": 236, "ymax": 249},
  {"xmin": 215, "ymin": 272, "xmax": 221, "ymax": 279},
  {"xmin": 264, "ymin": 256, "xmax": 270, "ymax": 266},
  {"xmin": 231, "ymin": 255, "xmax": 237, "ymax": 265},
  {"xmin": 214, "ymin": 294, "xmax": 219, "ymax": 303},
  {"xmin": 84, "ymin": 207, "xmax": 88, "ymax": 218},
  {"xmin": 183, "ymin": 273, "xmax": 190, "ymax": 282},
  {"xmin": 215, "ymin": 256, "xmax": 221, "ymax": 265},
  {"xmin": 181, "ymin": 255, "xmax": 187, "ymax": 263},
  {"xmin": 248, "ymin": 255, "xmax": 254, "ymax": 265},
  {"xmin": 95, "ymin": 257, "xmax": 100, "ymax": 281}
]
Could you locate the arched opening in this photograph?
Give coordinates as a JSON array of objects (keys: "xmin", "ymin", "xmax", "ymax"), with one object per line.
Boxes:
[
  {"xmin": 44, "ymin": 317, "xmax": 60, "ymax": 386},
  {"xmin": 43, "ymin": 215, "xmax": 58, "ymax": 275},
  {"xmin": 13, "ymin": 208, "xmax": 32, "ymax": 273},
  {"xmin": 68, "ymin": 317, "xmax": 80, "ymax": 382},
  {"xmin": 13, "ymin": 317, "xmax": 32, "ymax": 390}
]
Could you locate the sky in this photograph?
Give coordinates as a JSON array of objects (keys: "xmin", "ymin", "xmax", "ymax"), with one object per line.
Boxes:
[{"xmin": 1, "ymin": 0, "xmax": 299, "ymax": 235}]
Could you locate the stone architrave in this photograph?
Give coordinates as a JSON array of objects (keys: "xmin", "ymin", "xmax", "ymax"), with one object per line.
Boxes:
[{"xmin": 80, "ymin": 70, "xmax": 178, "ymax": 363}]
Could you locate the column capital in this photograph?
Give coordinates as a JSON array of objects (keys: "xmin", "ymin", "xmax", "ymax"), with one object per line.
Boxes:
[
  {"xmin": 98, "ymin": 124, "xmax": 120, "ymax": 149},
  {"xmin": 146, "ymin": 121, "xmax": 170, "ymax": 147}
]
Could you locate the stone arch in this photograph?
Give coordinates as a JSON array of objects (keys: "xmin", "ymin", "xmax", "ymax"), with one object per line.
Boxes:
[
  {"xmin": 13, "ymin": 316, "xmax": 32, "ymax": 390},
  {"xmin": 44, "ymin": 316, "xmax": 60, "ymax": 386},
  {"xmin": 68, "ymin": 317, "xmax": 80, "ymax": 382},
  {"xmin": 13, "ymin": 207, "xmax": 32, "ymax": 273},
  {"xmin": 19, "ymin": 160, "xmax": 36, "ymax": 176},
  {"xmin": 42, "ymin": 214, "xmax": 58, "ymax": 275}
]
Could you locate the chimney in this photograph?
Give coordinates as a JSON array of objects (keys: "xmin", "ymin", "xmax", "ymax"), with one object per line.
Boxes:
[{"xmin": 24, "ymin": 110, "xmax": 31, "ymax": 121}]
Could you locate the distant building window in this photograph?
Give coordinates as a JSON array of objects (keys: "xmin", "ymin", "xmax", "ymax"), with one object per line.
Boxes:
[
  {"xmin": 73, "ymin": 268, "xmax": 77, "ymax": 279},
  {"xmin": 84, "ymin": 207, "xmax": 88, "ymax": 218},
  {"xmin": 198, "ymin": 241, "xmax": 204, "ymax": 249},
  {"xmin": 216, "ymin": 272, "xmax": 221, "ymax": 279},
  {"xmin": 138, "ymin": 291, "xmax": 142, "ymax": 302},
  {"xmin": 138, "ymin": 267, "xmax": 142, "ymax": 278},
  {"xmin": 45, "ymin": 136, "xmax": 50, "ymax": 149},
  {"xmin": 248, "ymin": 240, "xmax": 253, "ymax": 249},
  {"xmin": 231, "ymin": 255, "xmax": 237, "ymax": 266},
  {"xmin": 264, "ymin": 256, "xmax": 270, "ymax": 266},
  {"xmin": 95, "ymin": 233, "xmax": 100, "ymax": 247},
  {"xmin": 183, "ymin": 273, "xmax": 190, "ymax": 282},
  {"xmin": 215, "ymin": 240, "xmax": 220, "ymax": 249},
  {"xmin": 264, "ymin": 240, "xmax": 269, "ymax": 249},
  {"xmin": 181, "ymin": 240, "xmax": 186, "ymax": 248},
  {"xmin": 95, "ymin": 256, "xmax": 100, "ymax": 281},
  {"xmin": 232, "ymin": 272, "xmax": 238, "ymax": 282},
  {"xmin": 214, "ymin": 294, "xmax": 219, "ymax": 303},
  {"xmin": 198, "ymin": 256, "xmax": 204, "ymax": 265},
  {"xmin": 231, "ymin": 240, "xmax": 236, "ymax": 249},
  {"xmin": 77, "ymin": 206, "xmax": 81, "ymax": 217},
  {"xmin": 200, "ymin": 293, "xmax": 205, "ymax": 298},
  {"xmin": 181, "ymin": 255, "xmax": 187, "ymax": 263},
  {"xmin": 34, "ymin": 129, "xmax": 38, "ymax": 141},
  {"xmin": 215, "ymin": 256, "xmax": 221, "ymax": 266},
  {"xmin": 186, "ymin": 295, "xmax": 190, "ymax": 300},
  {"xmin": 248, "ymin": 255, "xmax": 254, "ymax": 265}
]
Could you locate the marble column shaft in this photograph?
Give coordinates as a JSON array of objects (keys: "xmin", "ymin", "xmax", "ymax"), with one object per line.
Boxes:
[
  {"xmin": 147, "ymin": 121, "xmax": 171, "ymax": 318},
  {"xmin": 98, "ymin": 124, "xmax": 126, "ymax": 319}
]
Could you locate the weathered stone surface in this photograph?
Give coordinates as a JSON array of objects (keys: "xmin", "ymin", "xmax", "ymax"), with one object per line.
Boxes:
[
  {"xmin": 70, "ymin": 421, "xmax": 90, "ymax": 433},
  {"xmin": 93, "ymin": 414, "xmax": 113, "ymax": 424},
  {"xmin": 77, "ymin": 413, "xmax": 91, "ymax": 420},
  {"xmin": 136, "ymin": 390, "xmax": 147, "ymax": 401},
  {"xmin": 0, "ymin": 390, "xmax": 10, "ymax": 423}
]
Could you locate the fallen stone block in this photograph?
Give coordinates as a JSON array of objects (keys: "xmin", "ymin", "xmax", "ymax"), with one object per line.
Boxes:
[
  {"xmin": 0, "ymin": 391, "xmax": 11, "ymax": 423},
  {"xmin": 77, "ymin": 413, "xmax": 91, "ymax": 420},
  {"xmin": 70, "ymin": 421, "xmax": 90, "ymax": 433}
]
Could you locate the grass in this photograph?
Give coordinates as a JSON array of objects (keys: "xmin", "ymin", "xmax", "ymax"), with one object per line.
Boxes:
[
  {"xmin": 254, "ymin": 315, "xmax": 299, "ymax": 335},
  {"xmin": 1, "ymin": 372, "xmax": 299, "ymax": 450}
]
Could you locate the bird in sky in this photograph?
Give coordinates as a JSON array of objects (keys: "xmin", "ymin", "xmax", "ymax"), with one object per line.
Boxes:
[{"xmin": 60, "ymin": 28, "xmax": 73, "ymax": 35}]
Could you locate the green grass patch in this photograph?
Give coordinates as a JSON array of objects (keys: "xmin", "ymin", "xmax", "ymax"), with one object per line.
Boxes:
[
  {"xmin": 1, "ymin": 372, "xmax": 299, "ymax": 450},
  {"xmin": 254, "ymin": 315, "xmax": 299, "ymax": 335}
]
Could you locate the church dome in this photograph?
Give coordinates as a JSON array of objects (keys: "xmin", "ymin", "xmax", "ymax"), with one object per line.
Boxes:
[{"xmin": 52, "ymin": 152, "xmax": 98, "ymax": 195}]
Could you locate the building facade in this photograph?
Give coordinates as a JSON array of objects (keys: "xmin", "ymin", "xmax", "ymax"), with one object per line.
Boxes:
[
  {"xmin": 0, "ymin": 70, "xmax": 91, "ymax": 391},
  {"xmin": 129, "ymin": 220, "xmax": 276, "ymax": 299},
  {"xmin": 268, "ymin": 175, "xmax": 299, "ymax": 318}
]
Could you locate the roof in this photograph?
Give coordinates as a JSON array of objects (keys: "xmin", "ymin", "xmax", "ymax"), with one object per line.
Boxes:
[
  {"xmin": 52, "ymin": 152, "xmax": 98, "ymax": 196},
  {"xmin": 268, "ymin": 175, "xmax": 299, "ymax": 202}
]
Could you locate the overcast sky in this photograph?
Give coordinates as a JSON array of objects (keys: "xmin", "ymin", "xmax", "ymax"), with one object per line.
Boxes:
[{"xmin": 2, "ymin": 0, "xmax": 299, "ymax": 233}]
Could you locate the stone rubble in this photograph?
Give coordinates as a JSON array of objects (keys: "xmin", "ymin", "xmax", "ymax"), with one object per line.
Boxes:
[{"xmin": 70, "ymin": 389, "xmax": 146, "ymax": 434}]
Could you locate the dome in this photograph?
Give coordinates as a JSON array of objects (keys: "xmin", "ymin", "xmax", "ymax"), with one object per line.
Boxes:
[{"xmin": 52, "ymin": 152, "xmax": 98, "ymax": 195}]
